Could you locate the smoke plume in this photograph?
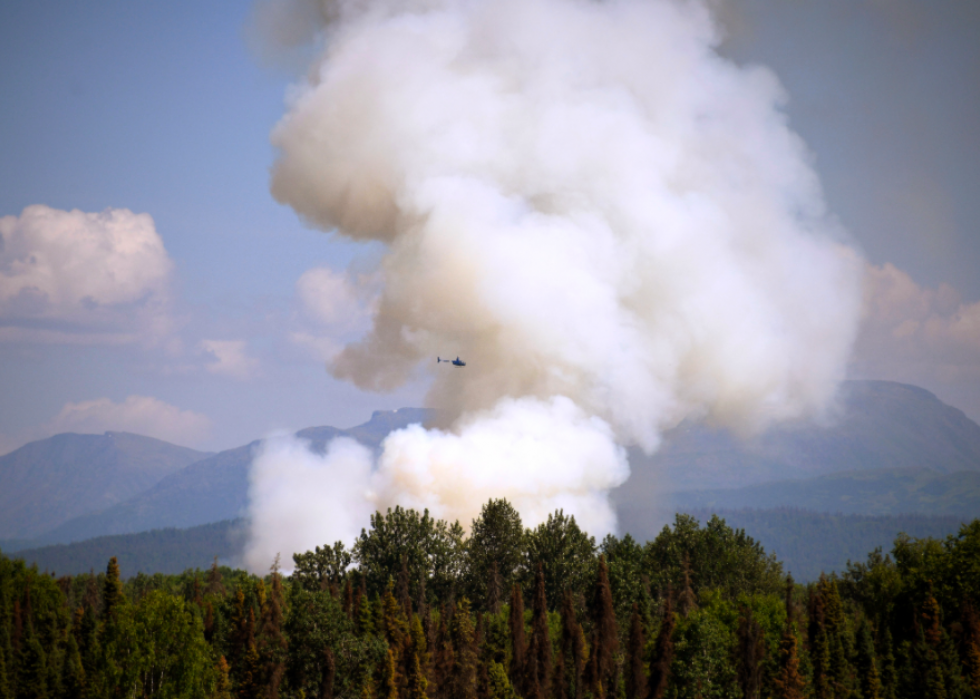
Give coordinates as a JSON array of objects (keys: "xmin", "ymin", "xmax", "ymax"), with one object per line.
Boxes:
[{"xmin": 244, "ymin": 0, "xmax": 863, "ymax": 570}]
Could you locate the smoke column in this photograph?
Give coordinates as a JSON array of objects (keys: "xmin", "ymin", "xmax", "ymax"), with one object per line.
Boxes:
[{"xmin": 244, "ymin": 0, "xmax": 863, "ymax": 570}]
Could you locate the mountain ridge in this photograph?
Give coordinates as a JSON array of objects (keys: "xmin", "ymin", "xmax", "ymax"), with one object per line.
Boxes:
[{"xmin": 0, "ymin": 431, "xmax": 212, "ymax": 540}]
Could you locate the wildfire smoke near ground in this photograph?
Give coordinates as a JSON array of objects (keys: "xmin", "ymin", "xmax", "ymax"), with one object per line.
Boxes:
[{"xmin": 244, "ymin": 0, "xmax": 864, "ymax": 571}]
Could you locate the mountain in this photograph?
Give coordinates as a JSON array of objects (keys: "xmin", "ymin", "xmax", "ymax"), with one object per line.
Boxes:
[
  {"xmin": 32, "ymin": 408, "xmax": 435, "ymax": 545},
  {"xmin": 8, "ymin": 519, "xmax": 241, "ymax": 578},
  {"xmin": 616, "ymin": 380, "xmax": 980, "ymax": 502},
  {"xmin": 0, "ymin": 432, "xmax": 211, "ymax": 540},
  {"xmin": 665, "ymin": 467, "xmax": 980, "ymax": 517}
]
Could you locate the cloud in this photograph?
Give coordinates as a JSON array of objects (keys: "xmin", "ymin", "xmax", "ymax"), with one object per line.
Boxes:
[
  {"xmin": 47, "ymin": 395, "xmax": 212, "ymax": 447},
  {"xmin": 201, "ymin": 339, "xmax": 260, "ymax": 379},
  {"xmin": 856, "ymin": 262, "xmax": 980, "ymax": 382},
  {"xmin": 0, "ymin": 205, "xmax": 174, "ymax": 343}
]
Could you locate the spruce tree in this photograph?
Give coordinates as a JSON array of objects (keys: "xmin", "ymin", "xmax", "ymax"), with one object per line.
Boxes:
[
  {"xmin": 647, "ymin": 592, "xmax": 674, "ymax": 699},
  {"xmin": 588, "ymin": 556, "xmax": 618, "ymax": 698},
  {"xmin": 320, "ymin": 648, "xmax": 336, "ymax": 699},
  {"xmin": 382, "ymin": 648, "xmax": 400, "ymax": 699},
  {"xmin": 448, "ymin": 598, "xmax": 477, "ymax": 699},
  {"xmin": 771, "ymin": 621, "xmax": 805, "ymax": 699},
  {"xmin": 528, "ymin": 564, "xmax": 552, "ymax": 699},
  {"xmin": 508, "ymin": 585, "xmax": 526, "ymax": 694},
  {"xmin": 61, "ymin": 632, "xmax": 85, "ymax": 699},
  {"xmin": 488, "ymin": 662, "xmax": 519, "ymax": 699},
  {"xmin": 736, "ymin": 605, "xmax": 764, "ymax": 699},
  {"xmin": 855, "ymin": 617, "xmax": 882, "ymax": 699},
  {"xmin": 625, "ymin": 603, "xmax": 646, "ymax": 699},
  {"xmin": 399, "ymin": 556, "xmax": 413, "ymax": 621},
  {"xmin": 16, "ymin": 626, "xmax": 48, "ymax": 699},
  {"xmin": 214, "ymin": 656, "xmax": 232, "ymax": 699},
  {"xmin": 487, "ymin": 563, "xmax": 502, "ymax": 617},
  {"xmin": 257, "ymin": 567, "xmax": 288, "ymax": 698},
  {"xmin": 961, "ymin": 603, "xmax": 980, "ymax": 694},
  {"xmin": 102, "ymin": 557, "xmax": 123, "ymax": 622},
  {"xmin": 878, "ymin": 627, "xmax": 897, "ymax": 699},
  {"xmin": 560, "ymin": 590, "xmax": 585, "ymax": 699}
]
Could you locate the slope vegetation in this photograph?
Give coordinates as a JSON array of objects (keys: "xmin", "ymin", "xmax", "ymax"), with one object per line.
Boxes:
[{"xmin": 0, "ymin": 432, "xmax": 211, "ymax": 540}]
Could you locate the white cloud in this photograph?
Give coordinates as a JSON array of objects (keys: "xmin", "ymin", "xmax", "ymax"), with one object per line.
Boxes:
[
  {"xmin": 201, "ymin": 339, "xmax": 260, "ymax": 379},
  {"xmin": 0, "ymin": 205, "xmax": 174, "ymax": 343},
  {"xmin": 853, "ymin": 262, "xmax": 980, "ymax": 420},
  {"xmin": 47, "ymin": 395, "xmax": 212, "ymax": 447},
  {"xmin": 857, "ymin": 263, "xmax": 980, "ymax": 372}
]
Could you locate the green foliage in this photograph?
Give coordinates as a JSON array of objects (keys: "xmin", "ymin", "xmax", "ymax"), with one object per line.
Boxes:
[
  {"xmin": 354, "ymin": 507, "xmax": 466, "ymax": 603},
  {"xmin": 0, "ymin": 503, "xmax": 977, "ymax": 699},
  {"xmin": 293, "ymin": 541, "xmax": 353, "ymax": 592},
  {"xmin": 667, "ymin": 595, "xmax": 739, "ymax": 699},
  {"xmin": 464, "ymin": 500, "xmax": 525, "ymax": 612},
  {"xmin": 523, "ymin": 510, "xmax": 596, "ymax": 608},
  {"xmin": 645, "ymin": 514, "xmax": 784, "ymax": 600}
]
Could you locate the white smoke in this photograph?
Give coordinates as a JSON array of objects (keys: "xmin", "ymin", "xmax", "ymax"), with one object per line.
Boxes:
[{"xmin": 244, "ymin": 0, "xmax": 864, "ymax": 570}]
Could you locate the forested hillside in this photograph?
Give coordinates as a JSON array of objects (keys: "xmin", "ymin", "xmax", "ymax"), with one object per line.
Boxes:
[
  {"xmin": 2, "ymin": 500, "xmax": 978, "ymax": 698},
  {"xmin": 0, "ymin": 432, "xmax": 211, "ymax": 540},
  {"xmin": 31, "ymin": 408, "xmax": 435, "ymax": 546},
  {"xmin": 6, "ymin": 520, "xmax": 241, "ymax": 577}
]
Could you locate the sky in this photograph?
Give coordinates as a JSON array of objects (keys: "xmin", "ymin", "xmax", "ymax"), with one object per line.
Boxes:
[{"xmin": 0, "ymin": 0, "xmax": 978, "ymax": 455}]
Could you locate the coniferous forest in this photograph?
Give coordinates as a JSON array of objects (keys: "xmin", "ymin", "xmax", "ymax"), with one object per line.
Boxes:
[{"xmin": 2, "ymin": 500, "xmax": 979, "ymax": 699}]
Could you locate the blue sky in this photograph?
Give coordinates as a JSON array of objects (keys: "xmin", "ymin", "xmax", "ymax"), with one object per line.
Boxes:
[{"xmin": 1, "ymin": 0, "xmax": 978, "ymax": 453}]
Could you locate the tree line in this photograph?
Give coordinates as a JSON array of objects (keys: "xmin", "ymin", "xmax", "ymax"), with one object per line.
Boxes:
[{"xmin": 1, "ymin": 499, "xmax": 978, "ymax": 698}]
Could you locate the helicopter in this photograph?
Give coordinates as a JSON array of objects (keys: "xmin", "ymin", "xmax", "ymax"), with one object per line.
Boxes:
[{"xmin": 437, "ymin": 356, "xmax": 466, "ymax": 367}]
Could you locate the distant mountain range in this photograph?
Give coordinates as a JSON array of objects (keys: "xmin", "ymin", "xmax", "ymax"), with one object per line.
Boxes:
[
  {"xmin": 614, "ymin": 380, "xmax": 980, "ymax": 538},
  {"xmin": 9, "ymin": 520, "xmax": 242, "ymax": 578},
  {"xmin": 0, "ymin": 432, "xmax": 210, "ymax": 540},
  {"xmin": 3, "ymin": 381, "xmax": 978, "ymax": 556},
  {"xmin": 1, "ymin": 408, "xmax": 433, "ymax": 550}
]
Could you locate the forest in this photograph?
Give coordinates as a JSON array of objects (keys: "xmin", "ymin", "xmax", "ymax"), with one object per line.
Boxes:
[{"xmin": 1, "ymin": 500, "xmax": 978, "ymax": 699}]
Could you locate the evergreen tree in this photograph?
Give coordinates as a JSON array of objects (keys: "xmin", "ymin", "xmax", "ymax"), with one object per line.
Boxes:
[
  {"xmin": 625, "ymin": 603, "xmax": 646, "ymax": 699},
  {"xmin": 487, "ymin": 563, "xmax": 502, "ymax": 617},
  {"xmin": 878, "ymin": 627, "xmax": 897, "ymax": 699},
  {"xmin": 382, "ymin": 648, "xmax": 400, "ymax": 699},
  {"xmin": 587, "ymin": 556, "xmax": 617, "ymax": 699},
  {"xmin": 488, "ymin": 661, "xmax": 519, "ymax": 699},
  {"xmin": 215, "ymin": 656, "xmax": 233, "ymax": 699},
  {"xmin": 61, "ymin": 632, "xmax": 85, "ymax": 699},
  {"xmin": 961, "ymin": 603, "xmax": 980, "ymax": 694},
  {"xmin": 409, "ymin": 614, "xmax": 430, "ymax": 699},
  {"xmin": 102, "ymin": 557, "xmax": 124, "ymax": 622},
  {"xmin": 0, "ymin": 646, "xmax": 8, "ymax": 699},
  {"xmin": 772, "ymin": 621, "xmax": 806, "ymax": 699},
  {"xmin": 398, "ymin": 557, "xmax": 413, "ymax": 621},
  {"xmin": 552, "ymin": 650, "xmax": 568, "ymax": 699},
  {"xmin": 527, "ymin": 564, "xmax": 552, "ymax": 699},
  {"xmin": 16, "ymin": 627, "xmax": 48, "ymax": 699},
  {"xmin": 432, "ymin": 606, "xmax": 455, "ymax": 699},
  {"xmin": 508, "ymin": 585, "xmax": 526, "ymax": 694},
  {"xmin": 855, "ymin": 617, "xmax": 882, "ymax": 699},
  {"xmin": 559, "ymin": 590, "xmax": 586, "ymax": 699},
  {"xmin": 647, "ymin": 592, "xmax": 675, "ymax": 699},
  {"xmin": 257, "ymin": 566, "xmax": 288, "ymax": 697},
  {"xmin": 736, "ymin": 605, "xmax": 764, "ymax": 699},
  {"xmin": 447, "ymin": 598, "xmax": 477, "ymax": 699}
]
